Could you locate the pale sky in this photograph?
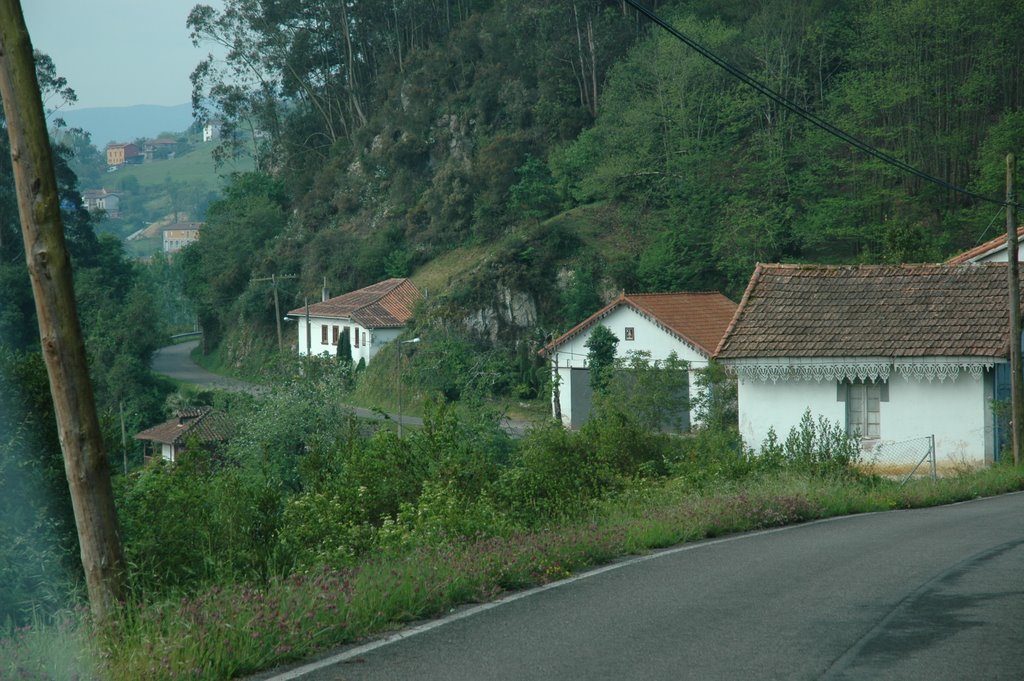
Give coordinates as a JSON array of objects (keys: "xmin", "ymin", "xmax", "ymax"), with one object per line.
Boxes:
[{"xmin": 22, "ymin": 0, "xmax": 224, "ymax": 110}]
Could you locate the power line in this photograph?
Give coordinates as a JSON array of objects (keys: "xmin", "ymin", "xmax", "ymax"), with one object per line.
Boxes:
[{"xmin": 621, "ymin": 0, "xmax": 1008, "ymax": 207}]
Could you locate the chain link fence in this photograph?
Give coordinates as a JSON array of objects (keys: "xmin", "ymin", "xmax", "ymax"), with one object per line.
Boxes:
[{"xmin": 861, "ymin": 435, "xmax": 936, "ymax": 486}]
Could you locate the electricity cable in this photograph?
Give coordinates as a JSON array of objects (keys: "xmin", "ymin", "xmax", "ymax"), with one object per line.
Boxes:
[
  {"xmin": 621, "ymin": 0, "xmax": 1009, "ymax": 207},
  {"xmin": 970, "ymin": 205, "xmax": 1012, "ymax": 248}
]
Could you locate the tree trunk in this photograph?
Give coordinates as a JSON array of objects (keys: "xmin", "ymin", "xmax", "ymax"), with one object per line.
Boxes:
[{"xmin": 0, "ymin": 0, "xmax": 126, "ymax": 624}]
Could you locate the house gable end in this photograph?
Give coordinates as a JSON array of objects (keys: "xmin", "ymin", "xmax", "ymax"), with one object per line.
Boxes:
[{"xmin": 542, "ymin": 291, "xmax": 736, "ymax": 360}]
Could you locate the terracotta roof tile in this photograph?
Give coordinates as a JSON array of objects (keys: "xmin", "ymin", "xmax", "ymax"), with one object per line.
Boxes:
[
  {"xmin": 286, "ymin": 278, "xmax": 421, "ymax": 328},
  {"xmin": 946, "ymin": 228, "xmax": 1024, "ymax": 264},
  {"xmin": 133, "ymin": 407, "xmax": 233, "ymax": 446},
  {"xmin": 542, "ymin": 291, "xmax": 737, "ymax": 357},
  {"xmin": 716, "ymin": 263, "xmax": 1014, "ymax": 359}
]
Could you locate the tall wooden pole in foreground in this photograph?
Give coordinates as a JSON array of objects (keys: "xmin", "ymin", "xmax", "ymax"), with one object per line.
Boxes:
[
  {"xmin": 0, "ymin": 0, "xmax": 125, "ymax": 622},
  {"xmin": 1008, "ymin": 153, "xmax": 1022, "ymax": 466}
]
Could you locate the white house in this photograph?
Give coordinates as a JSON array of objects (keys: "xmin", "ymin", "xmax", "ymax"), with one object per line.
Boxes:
[
  {"xmin": 286, "ymin": 278, "xmax": 422, "ymax": 365},
  {"xmin": 715, "ymin": 263, "xmax": 1015, "ymax": 468},
  {"xmin": 541, "ymin": 291, "xmax": 737, "ymax": 430},
  {"xmin": 81, "ymin": 189, "xmax": 120, "ymax": 215},
  {"xmin": 203, "ymin": 119, "xmax": 222, "ymax": 142},
  {"xmin": 162, "ymin": 222, "xmax": 202, "ymax": 254}
]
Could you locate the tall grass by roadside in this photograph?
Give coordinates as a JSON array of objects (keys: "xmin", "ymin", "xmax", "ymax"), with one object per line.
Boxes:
[
  {"xmin": 0, "ymin": 611, "xmax": 98, "ymax": 681},
  {"xmin": 7, "ymin": 465, "xmax": 1022, "ymax": 681}
]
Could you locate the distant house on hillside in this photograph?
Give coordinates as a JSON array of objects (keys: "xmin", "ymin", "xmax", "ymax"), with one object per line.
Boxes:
[
  {"xmin": 162, "ymin": 222, "xmax": 202, "ymax": 254},
  {"xmin": 81, "ymin": 188, "xmax": 121, "ymax": 217},
  {"xmin": 144, "ymin": 138, "xmax": 178, "ymax": 161},
  {"xmin": 541, "ymin": 291, "xmax": 737, "ymax": 430},
  {"xmin": 286, "ymin": 278, "xmax": 422, "ymax": 365},
  {"xmin": 106, "ymin": 142, "xmax": 142, "ymax": 167},
  {"xmin": 134, "ymin": 407, "xmax": 233, "ymax": 464},
  {"xmin": 203, "ymin": 119, "xmax": 223, "ymax": 142}
]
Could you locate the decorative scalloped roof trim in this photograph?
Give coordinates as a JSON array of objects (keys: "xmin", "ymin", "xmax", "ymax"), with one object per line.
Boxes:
[{"xmin": 727, "ymin": 357, "xmax": 997, "ymax": 383}]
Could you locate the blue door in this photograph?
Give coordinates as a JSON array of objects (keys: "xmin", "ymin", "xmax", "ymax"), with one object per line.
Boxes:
[{"xmin": 994, "ymin": 363, "xmax": 1011, "ymax": 462}]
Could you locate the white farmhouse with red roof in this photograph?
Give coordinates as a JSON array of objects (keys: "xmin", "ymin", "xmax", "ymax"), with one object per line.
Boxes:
[
  {"xmin": 286, "ymin": 278, "xmax": 422, "ymax": 365},
  {"xmin": 715, "ymin": 263, "xmax": 1016, "ymax": 468},
  {"xmin": 540, "ymin": 291, "xmax": 737, "ymax": 430}
]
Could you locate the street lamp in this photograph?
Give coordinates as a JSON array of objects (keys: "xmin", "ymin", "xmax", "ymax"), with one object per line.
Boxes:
[{"xmin": 396, "ymin": 337, "xmax": 420, "ymax": 438}]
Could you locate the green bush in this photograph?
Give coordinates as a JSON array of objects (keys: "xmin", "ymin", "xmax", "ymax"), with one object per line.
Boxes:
[
  {"xmin": 597, "ymin": 350, "xmax": 690, "ymax": 433},
  {"xmin": 116, "ymin": 455, "xmax": 215, "ymax": 590},
  {"xmin": 117, "ymin": 446, "xmax": 287, "ymax": 593},
  {"xmin": 666, "ymin": 427, "xmax": 753, "ymax": 488},
  {"xmin": 499, "ymin": 420, "xmax": 614, "ymax": 524},
  {"xmin": 760, "ymin": 409, "xmax": 862, "ymax": 477},
  {"xmin": 0, "ymin": 350, "xmax": 79, "ymax": 626}
]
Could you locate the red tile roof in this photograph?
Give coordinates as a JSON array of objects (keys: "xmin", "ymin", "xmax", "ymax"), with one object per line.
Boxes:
[
  {"xmin": 286, "ymin": 278, "xmax": 421, "ymax": 328},
  {"xmin": 715, "ymin": 263, "xmax": 1014, "ymax": 359},
  {"xmin": 542, "ymin": 291, "xmax": 737, "ymax": 357},
  {"xmin": 946, "ymin": 228, "xmax": 1024, "ymax": 264},
  {"xmin": 133, "ymin": 407, "xmax": 233, "ymax": 446}
]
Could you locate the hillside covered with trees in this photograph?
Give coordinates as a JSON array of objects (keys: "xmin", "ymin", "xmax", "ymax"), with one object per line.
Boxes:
[{"xmin": 183, "ymin": 0, "xmax": 1024, "ymax": 365}]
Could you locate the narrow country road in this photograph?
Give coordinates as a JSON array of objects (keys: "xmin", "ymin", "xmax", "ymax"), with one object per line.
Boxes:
[
  {"xmin": 151, "ymin": 340, "xmax": 422, "ymax": 428},
  {"xmin": 152, "ymin": 340, "xmax": 264, "ymax": 394},
  {"xmin": 151, "ymin": 341, "xmax": 532, "ymax": 435},
  {"xmin": 250, "ymin": 493, "xmax": 1024, "ymax": 681}
]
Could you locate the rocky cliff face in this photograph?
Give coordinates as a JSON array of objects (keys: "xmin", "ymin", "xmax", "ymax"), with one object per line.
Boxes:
[{"xmin": 463, "ymin": 284, "xmax": 538, "ymax": 343}]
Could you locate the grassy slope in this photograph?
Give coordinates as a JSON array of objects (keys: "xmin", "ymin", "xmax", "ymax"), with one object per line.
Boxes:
[
  {"xmin": 110, "ymin": 144, "xmax": 253, "ymax": 191},
  {"xmin": 410, "ymin": 243, "xmax": 491, "ymax": 296},
  {"xmin": 108, "ymin": 145, "xmax": 255, "ymax": 255}
]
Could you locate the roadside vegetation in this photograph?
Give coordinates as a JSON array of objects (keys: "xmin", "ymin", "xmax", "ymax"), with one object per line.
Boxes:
[
  {"xmin": 4, "ymin": 0, "xmax": 1024, "ymax": 679},
  {"xmin": 4, "ymin": 361, "xmax": 1023, "ymax": 680}
]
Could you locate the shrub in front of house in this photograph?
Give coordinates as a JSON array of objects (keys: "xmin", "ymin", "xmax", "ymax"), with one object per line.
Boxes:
[{"xmin": 760, "ymin": 409, "xmax": 863, "ymax": 478}]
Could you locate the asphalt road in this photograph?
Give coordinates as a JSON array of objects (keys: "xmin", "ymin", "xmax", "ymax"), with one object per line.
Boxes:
[
  {"xmin": 252, "ymin": 493, "xmax": 1024, "ymax": 681},
  {"xmin": 152, "ymin": 340, "xmax": 263, "ymax": 394}
]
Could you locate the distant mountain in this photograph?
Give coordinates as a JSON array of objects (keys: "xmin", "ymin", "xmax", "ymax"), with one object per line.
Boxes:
[{"xmin": 58, "ymin": 103, "xmax": 194, "ymax": 147}]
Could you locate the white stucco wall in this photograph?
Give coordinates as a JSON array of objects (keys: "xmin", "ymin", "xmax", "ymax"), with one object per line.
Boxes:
[
  {"xmin": 549, "ymin": 306, "xmax": 712, "ymax": 428},
  {"xmin": 974, "ymin": 245, "xmax": 1022, "ymax": 263},
  {"xmin": 365, "ymin": 328, "xmax": 402, "ymax": 364},
  {"xmin": 737, "ymin": 378, "xmax": 843, "ymax": 448},
  {"xmin": 737, "ymin": 367, "xmax": 996, "ymax": 468},
  {"xmin": 882, "ymin": 375, "xmax": 990, "ymax": 465},
  {"xmin": 295, "ymin": 316, "xmax": 400, "ymax": 365}
]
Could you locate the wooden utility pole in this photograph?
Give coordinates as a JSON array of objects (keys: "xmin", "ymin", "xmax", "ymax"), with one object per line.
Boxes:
[
  {"xmin": 252, "ymin": 273, "xmax": 296, "ymax": 351},
  {"xmin": 1008, "ymin": 153, "xmax": 1022, "ymax": 466},
  {"xmin": 305, "ymin": 296, "xmax": 311, "ymax": 355},
  {"xmin": 396, "ymin": 344, "xmax": 403, "ymax": 438},
  {"xmin": 120, "ymin": 400, "xmax": 128, "ymax": 475},
  {"xmin": 0, "ymin": 0, "xmax": 125, "ymax": 622}
]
